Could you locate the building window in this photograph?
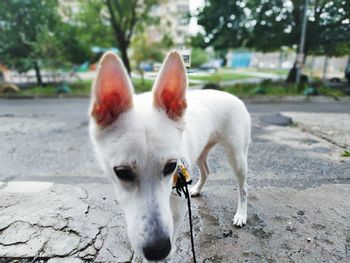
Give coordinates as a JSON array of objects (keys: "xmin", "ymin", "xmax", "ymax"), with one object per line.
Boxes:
[{"xmin": 177, "ymin": 4, "xmax": 189, "ymax": 13}]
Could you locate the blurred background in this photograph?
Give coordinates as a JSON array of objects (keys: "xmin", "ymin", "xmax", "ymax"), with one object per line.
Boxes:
[{"xmin": 0, "ymin": 0, "xmax": 349, "ymax": 98}]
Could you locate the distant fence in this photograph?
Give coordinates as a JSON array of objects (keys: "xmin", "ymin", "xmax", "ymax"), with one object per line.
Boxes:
[
  {"xmin": 226, "ymin": 51, "xmax": 348, "ymax": 78},
  {"xmin": 227, "ymin": 52, "xmax": 252, "ymax": 68},
  {"xmin": 4, "ymin": 70, "xmax": 81, "ymax": 85}
]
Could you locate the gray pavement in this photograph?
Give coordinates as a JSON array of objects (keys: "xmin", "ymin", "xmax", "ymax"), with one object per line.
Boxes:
[
  {"xmin": 282, "ymin": 112, "xmax": 349, "ymax": 148},
  {"xmin": 0, "ymin": 98, "xmax": 349, "ymax": 262}
]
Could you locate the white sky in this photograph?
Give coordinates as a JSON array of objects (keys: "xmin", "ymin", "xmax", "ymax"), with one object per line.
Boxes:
[
  {"xmin": 189, "ymin": 0, "xmax": 205, "ymax": 12},
  {"xmin": 189, "ymin": 0, "xmax": 205, "ymax": 35}
]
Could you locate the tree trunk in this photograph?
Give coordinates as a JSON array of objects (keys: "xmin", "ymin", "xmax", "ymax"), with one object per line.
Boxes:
[
  {"xmin": 119, "ymin": 45, "xmax": 131, "ymax": 75},
  {"xmin": 139, "ymin": 68, "xmax": 145, "ymax": 85},
  {"xmin": 286, "ymin": 62, "xmax": 298, "ymax": 83},
  {"xmin": 105, "ymin": 0, "xmax": 132, "ymax": 75},
  {"xmin": 286, "ymin": 53, "xmax": 308, "ymax": 83},
  {"xmin": 33, "ymin": 61, "xmax": 43, "ymax": 86}
]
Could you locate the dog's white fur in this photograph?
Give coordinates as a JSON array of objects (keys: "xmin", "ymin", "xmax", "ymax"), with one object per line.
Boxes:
[{"xmin": 89, "ymin": 51, "xmax": 251, "ymax": 261}]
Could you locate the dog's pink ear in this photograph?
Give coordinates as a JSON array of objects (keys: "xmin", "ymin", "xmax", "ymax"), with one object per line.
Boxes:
[
  {"xmin": 91, "ymin": 52, "xmax": 133, "ymax": 127},
  {"xmin": 153, "ymin": 51, "xmax": 187, "ymax": 120}
]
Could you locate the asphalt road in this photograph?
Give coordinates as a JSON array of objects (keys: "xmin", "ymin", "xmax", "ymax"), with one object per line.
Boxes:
[
  {"xmin": 0, "ymin": 98, "xmax": 349, "ymax": 262},
  {"xmin": 0, "ymin": 98, "xmax": 348, "ymax": 184}
]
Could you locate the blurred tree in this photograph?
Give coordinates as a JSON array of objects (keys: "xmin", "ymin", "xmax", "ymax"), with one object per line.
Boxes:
[
  {"xmin": 193, "ymin": 0, "xmax": 350, "ymax": 82},
  {"xmin": 74, "ymin": 1, "xmax": 115, "ymax": 52},
  {"xmin": 131, "ymin": 33, "xmax": 163, "ymax": 84},
  {"xmin": 193, "ymin": 0, "xmax": 248, "ymax": 50},
  {"xmin": 131, "ymin": 30, "xmax": 174, "ymax": 86},
  {"xmin": 191, "ymin": 48, "xmax": 208, "ymax": 67},
  {"xmin": 0, "ymin": 0, "xmax": 60, "ymax": 86},
  {"xmin": 78, "ymin": 0, "xmax": 159, "ymax": 75},
  {"xmin": 57, "ymin": 23, "xmax": 92, "ymax": 65}
]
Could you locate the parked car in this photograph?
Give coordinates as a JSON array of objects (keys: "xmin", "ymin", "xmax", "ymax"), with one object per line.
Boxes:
[
  {"xmin": 139, "ymin": 62, "xmax": 154, "ymax": 72},
  {"xmin": 199, "ymin": 59, "xmax": 222, "ymax": 72}
]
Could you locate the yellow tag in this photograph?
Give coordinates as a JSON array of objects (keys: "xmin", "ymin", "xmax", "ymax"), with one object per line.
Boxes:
[{"xmin": 173, "ymin": 162, "xmax": 190, "ymax": 186}]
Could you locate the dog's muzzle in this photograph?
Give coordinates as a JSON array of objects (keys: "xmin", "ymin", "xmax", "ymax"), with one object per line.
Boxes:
[{"xmin": 143, "ymin": 236, "xmax": 171, "ymax": 261}]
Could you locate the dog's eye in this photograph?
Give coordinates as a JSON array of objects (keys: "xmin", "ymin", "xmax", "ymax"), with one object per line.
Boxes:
[
  {"xmin": 163, "ymin": 160, "xmax": 177, "ymax": 176},
  {"xmin": 113, "ymin": 166, "xmax": 134, "ymax": 182}
]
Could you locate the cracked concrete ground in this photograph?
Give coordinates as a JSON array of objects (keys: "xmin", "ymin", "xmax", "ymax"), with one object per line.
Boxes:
[{"xmin": 0, "ymin": 99, "xmax": 349, "ymax": 262}]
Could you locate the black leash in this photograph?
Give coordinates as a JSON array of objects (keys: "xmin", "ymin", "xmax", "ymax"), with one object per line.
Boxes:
[{"xmin": 173, "ymin": 166, "xmax": 197, "ymax": 263}]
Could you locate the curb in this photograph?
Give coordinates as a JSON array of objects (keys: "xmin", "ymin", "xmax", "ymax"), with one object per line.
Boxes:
[
  {"xmin": 241, "ymin": 95, "xmax": 350, "ymax": 103},
  {"xmin": 0, "ymin": 94, "xmax": 90, "ymax": 99},
  {"xmin": 1, "ymin": 95, "xmax": 349, "ymax": 103}
]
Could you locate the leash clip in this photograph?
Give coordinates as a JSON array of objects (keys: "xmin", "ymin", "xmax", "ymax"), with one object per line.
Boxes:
[
  {"xmin": 172, "ymin": 161, "xmax": 197, "ymax": 263},
  {"xmin": 173, "ymin": 165, "xmax": 192, "ymax": 198}
]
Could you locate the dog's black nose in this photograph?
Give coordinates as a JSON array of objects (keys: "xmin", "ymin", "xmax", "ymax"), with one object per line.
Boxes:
[{"xmin": 143, "ymin": 237, "xmax": 171, "ymax": 261}]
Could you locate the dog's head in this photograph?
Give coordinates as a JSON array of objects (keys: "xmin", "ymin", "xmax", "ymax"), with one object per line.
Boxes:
[{"xmin": 89, "ymin": 51, "xmax": 187, "ymax": 261}]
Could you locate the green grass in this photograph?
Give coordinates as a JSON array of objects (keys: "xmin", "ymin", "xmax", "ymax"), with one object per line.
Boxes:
[
  {"xmin": 220, "ymin": 80, "xmax": 346, "ymax": 98},
  {"xmin": 3, "ymin": 76, "xmax": 346, "ymax": 99},
  {"xmin": 188, "ymin": 71, "xmax": 252, "ymax": 82},
  {"xmin": 9, "ymin": 78, "xmax": 154, "ymax": 97},
  {"xmin": 341, "ymin": 150, "xmax": 350, "ymax": 157},
  {"xmin": 222, "ymin": 82, "xmax": 300, "ymax": 97},
  {"xmin": 20, "ymin": 85, "xmax": 58, "ymax": 96},
  {"xmin": 240, "ymin": 68, "xmax": 289, "ymax": 76},
  {"xmin": 19, "ymin": 80, "xmax": 92, "ymax": 96},
  {"xmin": 132, "ymin": 78, "xmax": 154, "ymax": 93},
  {"xmin": 318, "ymin": 86, "xmax": 344, "ymax": 99}
]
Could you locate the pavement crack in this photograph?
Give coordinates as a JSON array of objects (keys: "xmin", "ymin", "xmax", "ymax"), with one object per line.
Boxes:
[
  {"xmin": 79, "ymin": 186, "xmax": 89, "ymax": 200},
  {"xmin": 31, "ymin": 240, "xmax": 48, "ymax": 263},
  {"xmin": 68, "ymin": 225, "xmax": 107, "ymax": 259},
  {"xmin": 85, "ymin": 204, "xmax": 91, "ymax": 215},
  {"xmin": 107, "ymin": 248, "xmax": 117, "ymax": 259},
  {"xmin": 0, "ymin": 220, "xmax": 32, "ymax": 232},
  {"xmin": 0, "ymin": 240, "xmax": 29, "ymax": 246},
  {"xmin": 0, "ymin": 221, "xmax": 41, "ymax": 247},
  {"xmin": 60, "ymin": 226, "xmax": 82, "ymax": 237}
]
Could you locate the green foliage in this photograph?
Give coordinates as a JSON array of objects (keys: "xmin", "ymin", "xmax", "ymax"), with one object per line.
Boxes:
[
  {"xmin": 131, "ymin": 33, "xmax": 164, "ymax": 68},
  {"xmin": 193, "ymin": 0, "xmax": 350, "ymax": 57},
  {"xmin": 222, "ymin": 80, "xmax": 345, "ymax": 97},
  {"xmin": 17, "ymin": 81, "xmax": 91, "ymax": 96},
  {"xmin": 194, "ymin": 0, "xmax": 248, "ymax": 50},
  {"xmin": 161, "ymin": 33, "xmax": 174, "ymax": 49},
  {"xmin": 190, "ymin": 48, "xmax": 208, "ymax": 67},
  {"xmin": 0, "ymin": 0, "xmax": 61, "ymax": 73},
  {"xmin": 317, "ymin": 86, "xmax": 344, "ymax": 99},
  {"xmin": 76, "ymin": 0, "xmax": 159, "ymax": 73},
  {"xmin": 11, "ymin": 77, "xmax": 153, "ymax": 97},
  {"xmin": 223, "ymin": 82, "xmax": 300, "ymax": 97},
  {"xmin": 189, "ymin": 72, "xmax": 251, "ymax": 82},
  {"xmin": 341, "ymin": 150, "xmax": 350, "ymax": 157},
  {"xmin": 57, "ymin": 23, "xmax": 92, "ymax": 65},
  {"xmin": 74, "ymin": 0, "xmax": 115, "ymax": 50},
  {"xmin": 132, "ymin": 78, "xmax": 154, "ymax": 93}
]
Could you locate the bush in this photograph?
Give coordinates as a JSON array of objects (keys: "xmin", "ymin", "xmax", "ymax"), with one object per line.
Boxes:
[
  {"xmin": 202, "ymin": 83, "xmax": 222, "ymax": 90},
  {"xmin": 222, "ymin": 80, "xmax": 346, "ymax": 98},
  {"xmin": 191, "ymin": 48, "xmax": 208, "ymax": 68}
]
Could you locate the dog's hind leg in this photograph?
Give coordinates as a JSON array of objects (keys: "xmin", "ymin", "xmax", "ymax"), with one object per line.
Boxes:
[
  {"xmin": 224, "ymin": 140, "xmax": 249, "ymax": 227},
  {"xmin": 190, "ymin": 142, "xmax": 216, "ymax": 197}
]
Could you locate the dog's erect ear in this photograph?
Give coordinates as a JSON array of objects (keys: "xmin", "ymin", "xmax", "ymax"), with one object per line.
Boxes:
[
  {"xmin": 91, "ymin": 52, "xmax": 133, "ymax": 127},
  {"xmin": 153, "ymin": 51, "xmax": 187, "ymax": 120}
]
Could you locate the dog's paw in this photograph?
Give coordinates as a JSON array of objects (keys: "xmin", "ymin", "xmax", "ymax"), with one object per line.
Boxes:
[
  {"xmin": 189, "ymin": 187, "xmax": 201, "ymax": 197},
  {"xmin": 233, "ymin": 212, "xmax": 247, "ymax": 227}
]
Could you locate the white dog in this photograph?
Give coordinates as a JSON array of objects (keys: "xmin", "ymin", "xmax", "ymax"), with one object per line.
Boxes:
[{"xmin": 89, "ymin": 51, "xmax": 251, "ymax": 261}]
